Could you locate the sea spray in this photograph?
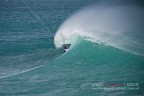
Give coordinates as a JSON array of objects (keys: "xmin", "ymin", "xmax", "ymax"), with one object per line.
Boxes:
[{"xmin": 54, "ymin": 5, "xmax": 144, "ymax": 55}]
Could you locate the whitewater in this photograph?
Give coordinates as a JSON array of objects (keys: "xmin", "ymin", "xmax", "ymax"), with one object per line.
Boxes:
[
  {"xmin": 0, "ymin": 0, "xmax": 144, "ymax": 96},
  {"xmin": 54, "ymin": 5, "xmax": 144, "ymax": 56}
]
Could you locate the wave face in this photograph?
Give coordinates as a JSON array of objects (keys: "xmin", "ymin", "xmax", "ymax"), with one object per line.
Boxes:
[
  {"xmin": 1, "ymin": 38, "xmax": 144, "ymax": 95},
  {"xmin": 54, "ymin": 5, "xmax": 144, "ymax": 55},
  {"xmin": 0, "ymin": 0, "xmax": 144, "ymax": 96}
]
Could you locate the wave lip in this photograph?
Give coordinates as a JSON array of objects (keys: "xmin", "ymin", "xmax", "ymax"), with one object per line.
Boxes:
[{"xmin": 54, "ymin": 5, "xmax": 144, "ymax": 55}]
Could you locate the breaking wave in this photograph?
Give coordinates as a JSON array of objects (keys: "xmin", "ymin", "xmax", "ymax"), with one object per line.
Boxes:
[{"xmin": 54, "ymin": 5, "xmax": 144, "ymax": 55}]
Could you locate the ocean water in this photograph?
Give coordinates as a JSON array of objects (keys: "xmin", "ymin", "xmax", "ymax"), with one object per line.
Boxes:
[{"xmin": 0, "ymin": 0, "xmax": 144, "ymax": 96}]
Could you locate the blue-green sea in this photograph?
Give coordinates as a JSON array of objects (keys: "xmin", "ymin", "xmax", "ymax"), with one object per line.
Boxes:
[{"xmin": 0, "ymin": 0, "xmax": 144, "ymax": 96}]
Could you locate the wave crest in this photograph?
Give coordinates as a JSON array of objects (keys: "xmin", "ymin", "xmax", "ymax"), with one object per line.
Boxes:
[{"xmin": 54, "ymin": 5, "xmax": 144, "ymax": 55}]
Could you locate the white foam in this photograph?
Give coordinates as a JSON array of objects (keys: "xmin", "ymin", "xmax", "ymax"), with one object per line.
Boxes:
[{"xmin": 54, "ymin": 5, "xmax": 144, "ymax": 55}]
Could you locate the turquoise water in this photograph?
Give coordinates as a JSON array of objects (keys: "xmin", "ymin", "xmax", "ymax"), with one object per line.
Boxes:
[{"xmin": 0, "ymin": 0, "xmax": 144, "ymax": 96}]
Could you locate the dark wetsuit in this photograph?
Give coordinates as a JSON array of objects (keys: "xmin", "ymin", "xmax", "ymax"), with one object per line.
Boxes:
[
  {"xmin": 64, "ymin": 45, "xmax": 68, "ymax": 52},
  {"xmin": 64, "ymin": 45, "xmax": 68, "ymax": 49}
]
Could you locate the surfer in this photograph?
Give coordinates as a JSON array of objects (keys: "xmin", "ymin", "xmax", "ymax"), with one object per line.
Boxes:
[
  {"xmin": 64, "ymin": 45, "xmax": 68, "ymax": 49},
  {"xmin": 64, "ymin": 45, "xmax": 68, "ymax": 52},
  {"xmin": 63, "ymin": 44, "xmax": 71, "ymax": 52}
]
